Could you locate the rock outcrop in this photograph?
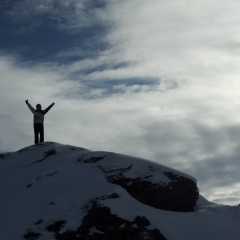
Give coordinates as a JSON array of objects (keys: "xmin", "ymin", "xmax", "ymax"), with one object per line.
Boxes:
[{"xmin": 82, "ymin": 153, "xmax": 199, "ymax": 212}]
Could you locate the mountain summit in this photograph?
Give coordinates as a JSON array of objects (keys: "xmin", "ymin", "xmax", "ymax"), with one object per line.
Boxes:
[{"xmin": 0, "ymin": 142, "xmax": 240, "ymax": 240}]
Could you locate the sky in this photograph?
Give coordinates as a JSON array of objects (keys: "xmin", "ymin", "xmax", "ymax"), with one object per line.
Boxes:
[{"xmin": 1, "ymin": 0, "xmax": 240, "ymax": 205}]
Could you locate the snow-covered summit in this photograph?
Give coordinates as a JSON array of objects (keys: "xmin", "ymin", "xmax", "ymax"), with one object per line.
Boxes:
[{"xmin": 0, "ymin": 142, "xmax": 240, "ymax": 240}]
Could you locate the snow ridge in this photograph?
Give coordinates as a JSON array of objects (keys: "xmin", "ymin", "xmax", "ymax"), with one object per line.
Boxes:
[{"xmin": 0, "ymin": 142, "xmax": 240, "ymax": 240}]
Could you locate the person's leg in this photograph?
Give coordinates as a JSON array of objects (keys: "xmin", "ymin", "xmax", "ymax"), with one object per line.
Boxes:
[
  {"xmin": 40, "ymin": 124, "xmax": 44, "ymax": 143},
  {"xmin": 34, "ymin": 124, "xmax": 39, "ymax": 144}
]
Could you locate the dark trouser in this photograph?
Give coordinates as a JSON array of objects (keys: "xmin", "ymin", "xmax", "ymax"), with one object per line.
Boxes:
[{"xmin": 34, "ymin": 123, "xmax": 44, "ymax": 144}]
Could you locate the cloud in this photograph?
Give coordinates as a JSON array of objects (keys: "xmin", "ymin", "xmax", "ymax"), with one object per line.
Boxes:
[
  {"xmin": 0, "ymin": 0, "xmax": 111, "ymax": 66},
  {"xmin": 5, "ymin": 0, "xmax": 108, "ymax": 31},
  {"xmin": 103, "ymin": 0, "xmax": 240, "ymax": 85}
]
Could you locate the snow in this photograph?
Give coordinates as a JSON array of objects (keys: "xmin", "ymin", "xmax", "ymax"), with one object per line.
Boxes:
[{"xmin": 0, "ymin": 142, "xmax": 240, "ymax": 240}]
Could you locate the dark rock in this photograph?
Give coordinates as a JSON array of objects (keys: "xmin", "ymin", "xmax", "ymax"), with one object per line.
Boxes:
[
  {"xmin": 82, "ymin": 153, "xmax": 198, "ymax": 212},
  {"xmin": 43, "ymin": 194, "xmax": 166, "ymax": 240},
  {"xmin": 44, "ymin": 149, "xmax": 57, "ymax": 158},
  {"xmin": 56, "ymin": 230, "xmax": 78, "ymax": 240},
  {"xmin": 83, "ymin": 156, "xmax": 106, "ymax": 163},
  {"xmin": 47, "ymin": 205, "xmax": 166, "ymax": 240},
  {"xmin": 27, "ymin": 149, "xmax": 57, "ymax": 167},
  {"xmin": 35, "ymin": 219, "xmax": 43, "ymax": 225},
  {"xmin": 45, "ymin": 171, "xmax": 58, "ymax": 177},
  {"xmin": 24, "ymin": 230, "xmax": 41, "ymax": 240},
  {"xmin": 108, "ymin": 171, "xmax": 198, "ymax": 212},
  {"xmin": 46, "ymin": 220, "xmax": 66, "ymax": 234},
  {"xmin": 0, "ymin": 153, "xmax": 9, "ymax": 160},
  {"xmin": 77, "ymin": 203, "xmax": 166, "ymax": 240}
]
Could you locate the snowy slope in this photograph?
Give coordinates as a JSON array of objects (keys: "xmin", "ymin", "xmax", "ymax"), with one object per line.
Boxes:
[{"xmin": 0, "ymin": 142, "xmax": 240, "ymax": 240}]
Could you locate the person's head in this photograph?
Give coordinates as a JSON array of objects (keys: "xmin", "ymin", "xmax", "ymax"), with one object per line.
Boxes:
[{"xmin": 36, "ymin": 104, "xmax": 42, "ymax": 110}]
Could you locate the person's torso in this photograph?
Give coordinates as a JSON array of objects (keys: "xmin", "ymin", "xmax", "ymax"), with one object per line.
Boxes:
[{"xmin": 34, "ymin": 110, "xmax": 45, "ymax": 123}]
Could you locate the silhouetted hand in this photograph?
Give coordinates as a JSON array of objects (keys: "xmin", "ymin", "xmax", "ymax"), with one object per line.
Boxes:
[{"xmin": 25, "ymin": 100, "xmax": 28, "ymax": 104}]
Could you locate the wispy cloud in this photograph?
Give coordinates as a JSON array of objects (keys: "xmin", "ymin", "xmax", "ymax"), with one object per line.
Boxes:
[
  {"xmin": 5, "ymin": 0, "xmax": 108, "ymax": 30},
  {"xmin": 103, "ymin": 0, "xmax": 240, "ymax": 85}
]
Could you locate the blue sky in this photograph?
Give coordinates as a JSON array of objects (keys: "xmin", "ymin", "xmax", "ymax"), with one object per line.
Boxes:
[{"xmin": 1, "ymin": 0, "xmax": 240, "ymax": 205}]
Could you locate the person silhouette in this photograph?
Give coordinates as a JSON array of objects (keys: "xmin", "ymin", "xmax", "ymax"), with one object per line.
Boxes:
[{"xmin": 25, "ymin": 100, "xmax": 55, "ymax": 144}]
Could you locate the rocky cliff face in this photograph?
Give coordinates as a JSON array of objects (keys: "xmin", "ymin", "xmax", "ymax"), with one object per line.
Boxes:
[
  {"xmin": 81, "ymin": 153, "xmax": 199, "ymax": 212},
  {"xmin": 0, "ymin": 142, "xmax": 199, "ymax": 240}
]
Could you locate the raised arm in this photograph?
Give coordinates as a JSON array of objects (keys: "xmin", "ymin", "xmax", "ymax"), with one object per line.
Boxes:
[
  {"xmin": 25, "ymin": 100, "xmax": 35, "ymax": 114},
  {"xmin": 43, "ymin": 102, "xmax": 55, "ymax": 114}
]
